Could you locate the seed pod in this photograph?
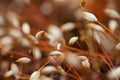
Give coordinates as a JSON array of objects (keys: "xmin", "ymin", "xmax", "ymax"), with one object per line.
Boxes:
[
  {"xmin": 107, "ymin": 67, "xmax": 120, "ymax": 79},
  {"xmin": 61, "ymin": 22, "xmax": 75, "ymax": 32},
  {"xmin": 116, "ymin": 43, "xmax": 120, "ymax": 50},
  {"xmin": 4, "ymin": 70, "xmax": 13, "ymax": 77},
  {"xmin": 58, "ymin": 66, "xmax": 66, "ymax": 75},
  {"xmin": 57, "ymin": 43, "xmax": 61, "ymax": 50},
  {"xmin": 81, "ymin": 12, "xmax": 98, "ymax": 22},
  {"xmin": 108, "ymin": 19, "xmax": 118, "ymax": 32},
  {"xmin": 49, "ymin": 51, "xmax": 64, "ymax": 56},
  {"xmin": 30, "ymin": 71, "xmax": 40, "ymax": 80},
  {"xmin": 22, "ymin": 22, "xmax": 31, "ymax": 34},
  {"xmin": 69, "ymin": 36, "xmax": 78, "ymax": 45},
  {"xmin": 41, "ymin": 66, "xmax": 57, "ymax": 74},
  {"xmin": 81, "ymin": 60, "xmax": 90, "ymax": 68},
  {"xmin": 35, "ymin": 31, "xmax": 45, "ymax": 40},
  {"xmin": 104, "ymin": 8, "xmax": 120, "ymax": 19},
  {"xmin": 16, "ymin": 57, "xmax": 31, "ymax": 63},
  {"xmin": 86, "ymin": 23, "xmax": 105, "ymax": 32},
  {"xmin": 33, "ymin": 47, "xmax": 42, "ymax": 60}
]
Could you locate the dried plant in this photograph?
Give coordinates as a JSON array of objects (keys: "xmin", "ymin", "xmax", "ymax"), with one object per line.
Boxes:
[{"xmin": 0, "ymin": 0, "xmax": 120, "ymax": 80}]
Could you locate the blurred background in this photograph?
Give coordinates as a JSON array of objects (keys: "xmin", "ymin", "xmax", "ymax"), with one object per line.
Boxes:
[{"xmin": 0, "ymin": 0, "xmax": 120, "ymax": 35}]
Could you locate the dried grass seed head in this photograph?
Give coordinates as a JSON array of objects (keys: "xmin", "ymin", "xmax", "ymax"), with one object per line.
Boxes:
[
  {"xmin": 81, "ymin": 60, "xmax": 90, "ymax": 68},
  {"xmin": 69, "ymin": 36, "xmax": 78, "ymax": 45},
  {"xmin": 30, "ymin": 71, "xmax": 40, "ymax": 80},
  {"xmin": 66, "ymin": 53, "xmax": 80, "ymax": 67},
  {"xmin": 19, "ymin": 37, "xmax": 31, "ymax": 47},
  {"xmin": 22, "ymin": 22, "xmax": 31, "ymax": 34},
  {"xmin": 33, "ymin": 47, "xmax": 42, "ymax": 60},
  {"xmin": 48, "ymin": 25, "xmax": 63, "ymax": 39},
  {"xmin": 57, "ymin": 43, "xmax": 61, "ymax": 50},
  {"xmin": 48, "ymin": 25, "xmax": 65, "ymax": 46},
  {"xmin": 41, "ymin": 66, "xmax": 57, "ymax": 74},
  {"xmin": 58, "ymin": 66, "xmax": 66, "ymax": 75},
  {"xmin": 104, "ymin": 8, "xmax": 120, "ymax": 19},
  {"xmin": 81, "ymin": 12, "xmax": 98, "ymax": 22},
  {"xmin": 8, "ymin": 28, "xmax": 22, "ymax": 38},
  {"xmin": 116, "ymin": 43, "xmax": 120, "ymax": 50},
  {"xmin": 7, "ymin": 11, "xmax": 20, "ymax": 28},
  {"xmin": 4, "ymin": 70, "xmax": 13, "ymax": 77},
  {"xmin": 86, "ymin": 23, "xmax": 105, "ymax": 32},
  {"xmin": 107, "ymin": 67, "xmax": 120, "ymax": 79},
  {"xmin": 108, "ymin": 19, "xmax": 118, "ymax": 32},
  {"xmin": 60, "ymin": 22, "xmax": 76, "ymax": 32},
  {"xmin": 35, "ymin": 31, "xmax": 45, "ymax": 40},
  {"xmin": 16, "ymin": 57, "xmax": 31, "ymax": 63}
]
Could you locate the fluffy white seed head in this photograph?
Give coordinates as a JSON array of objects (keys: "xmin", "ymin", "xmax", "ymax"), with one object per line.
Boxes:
[
  {"xmin": 27, "ymin": 34, "xmax": 38, "ymax": 44},
  {"xmin": 81, "ymin": 60, "xmax": 90, "ymax": 68},
  {"xmin": 0, "ymin": 36, "xmax": 13, "ymax": 53},
  {"xmin": 116, "ymin": 43, "xmax": 120, "ymax": 50},
  {"xmin": 104, "ymin": 8, "xmax": 120, "ymax": 19},
  {"xmin": 7, "ymin": 12, "xmax": 20, "ymax": 28},
  {"xmin": 0, "ymin": 36, "xmax": 13, "ymax": 45},
  {"xmin": 41, "ymin": 66, "xmax": 57, "ymax": 74},
  {"xmin": 49, "ymin": 51, "xmax": 64, "ymax": 56},
  {"xmin": 4, "ymin": 70, "xmax": 13, "ymax": 77},
  {"xmin": 22, "ymin": 22, "xmax": 31, "ymax": 34},
  {"xmin": 58, "ymin": 66, "xmax": 66, "ymax": 75},
  {"xmin": 9, "ymin": 63, "xmax": 19, "ymax": 79},
  {"xmin": 4, "ymin": 63, "xmax": 19, "ymax": 78},
  {"xmin": 107, "ymin": 67, "xmax": 120, "ymax": 79},
  {"xmin": 93, "ymin": 31, "xmax": 101, "ymax": 44},
  {"xmin": 81, "ymin": 12, "xmax": 98, "ymax": 22},
  {"xmin": 33, "ymin": 47, "xmax": 42, "ymax": 60},
  {"xmin": 86, "ymin": 23, "xmax": 105, "ymax": 32},
  {"xmin": 61, "ymin": 22, "xmax": 76, "ymax": 32},
  {"xmin": 30, "ymin": 71, "xmax": 40, "ymax": 80},
  {"xmin": 69, "ymin": 36, "xmax": 78, "ymax": 45},
  {"xmin": 19, "ymin": 37, "xmax": 31, "ymax": 47},
  {"xmin": 16, "ymin": 57, "xmax": 31, "ymax": 63},
  {"xmin": 57, "ymin": 43, "xmax": 61, "ymax": 50},
  {"xmin": 66, "ymin": 54, "xmax": 80, "ymax": 67},
  {"xmin": 48, "ymin": 25, "xmax": 63, "ymax": 40},
  {"xmin": 35, "ymin": 31, "xmax": 45, "ymax": 40},
  {"xmin": 8, "ymin": 28, "xmax": 22, "ymax": 38},
  {"xmin": 108, "ymin": 19, "xmax": 118, "ymax": 32}
]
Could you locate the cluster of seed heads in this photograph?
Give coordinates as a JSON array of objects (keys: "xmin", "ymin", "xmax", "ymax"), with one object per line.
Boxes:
[{"xmin": 0, "ymin": 0, "xmax": 120, "ymax": 80}]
